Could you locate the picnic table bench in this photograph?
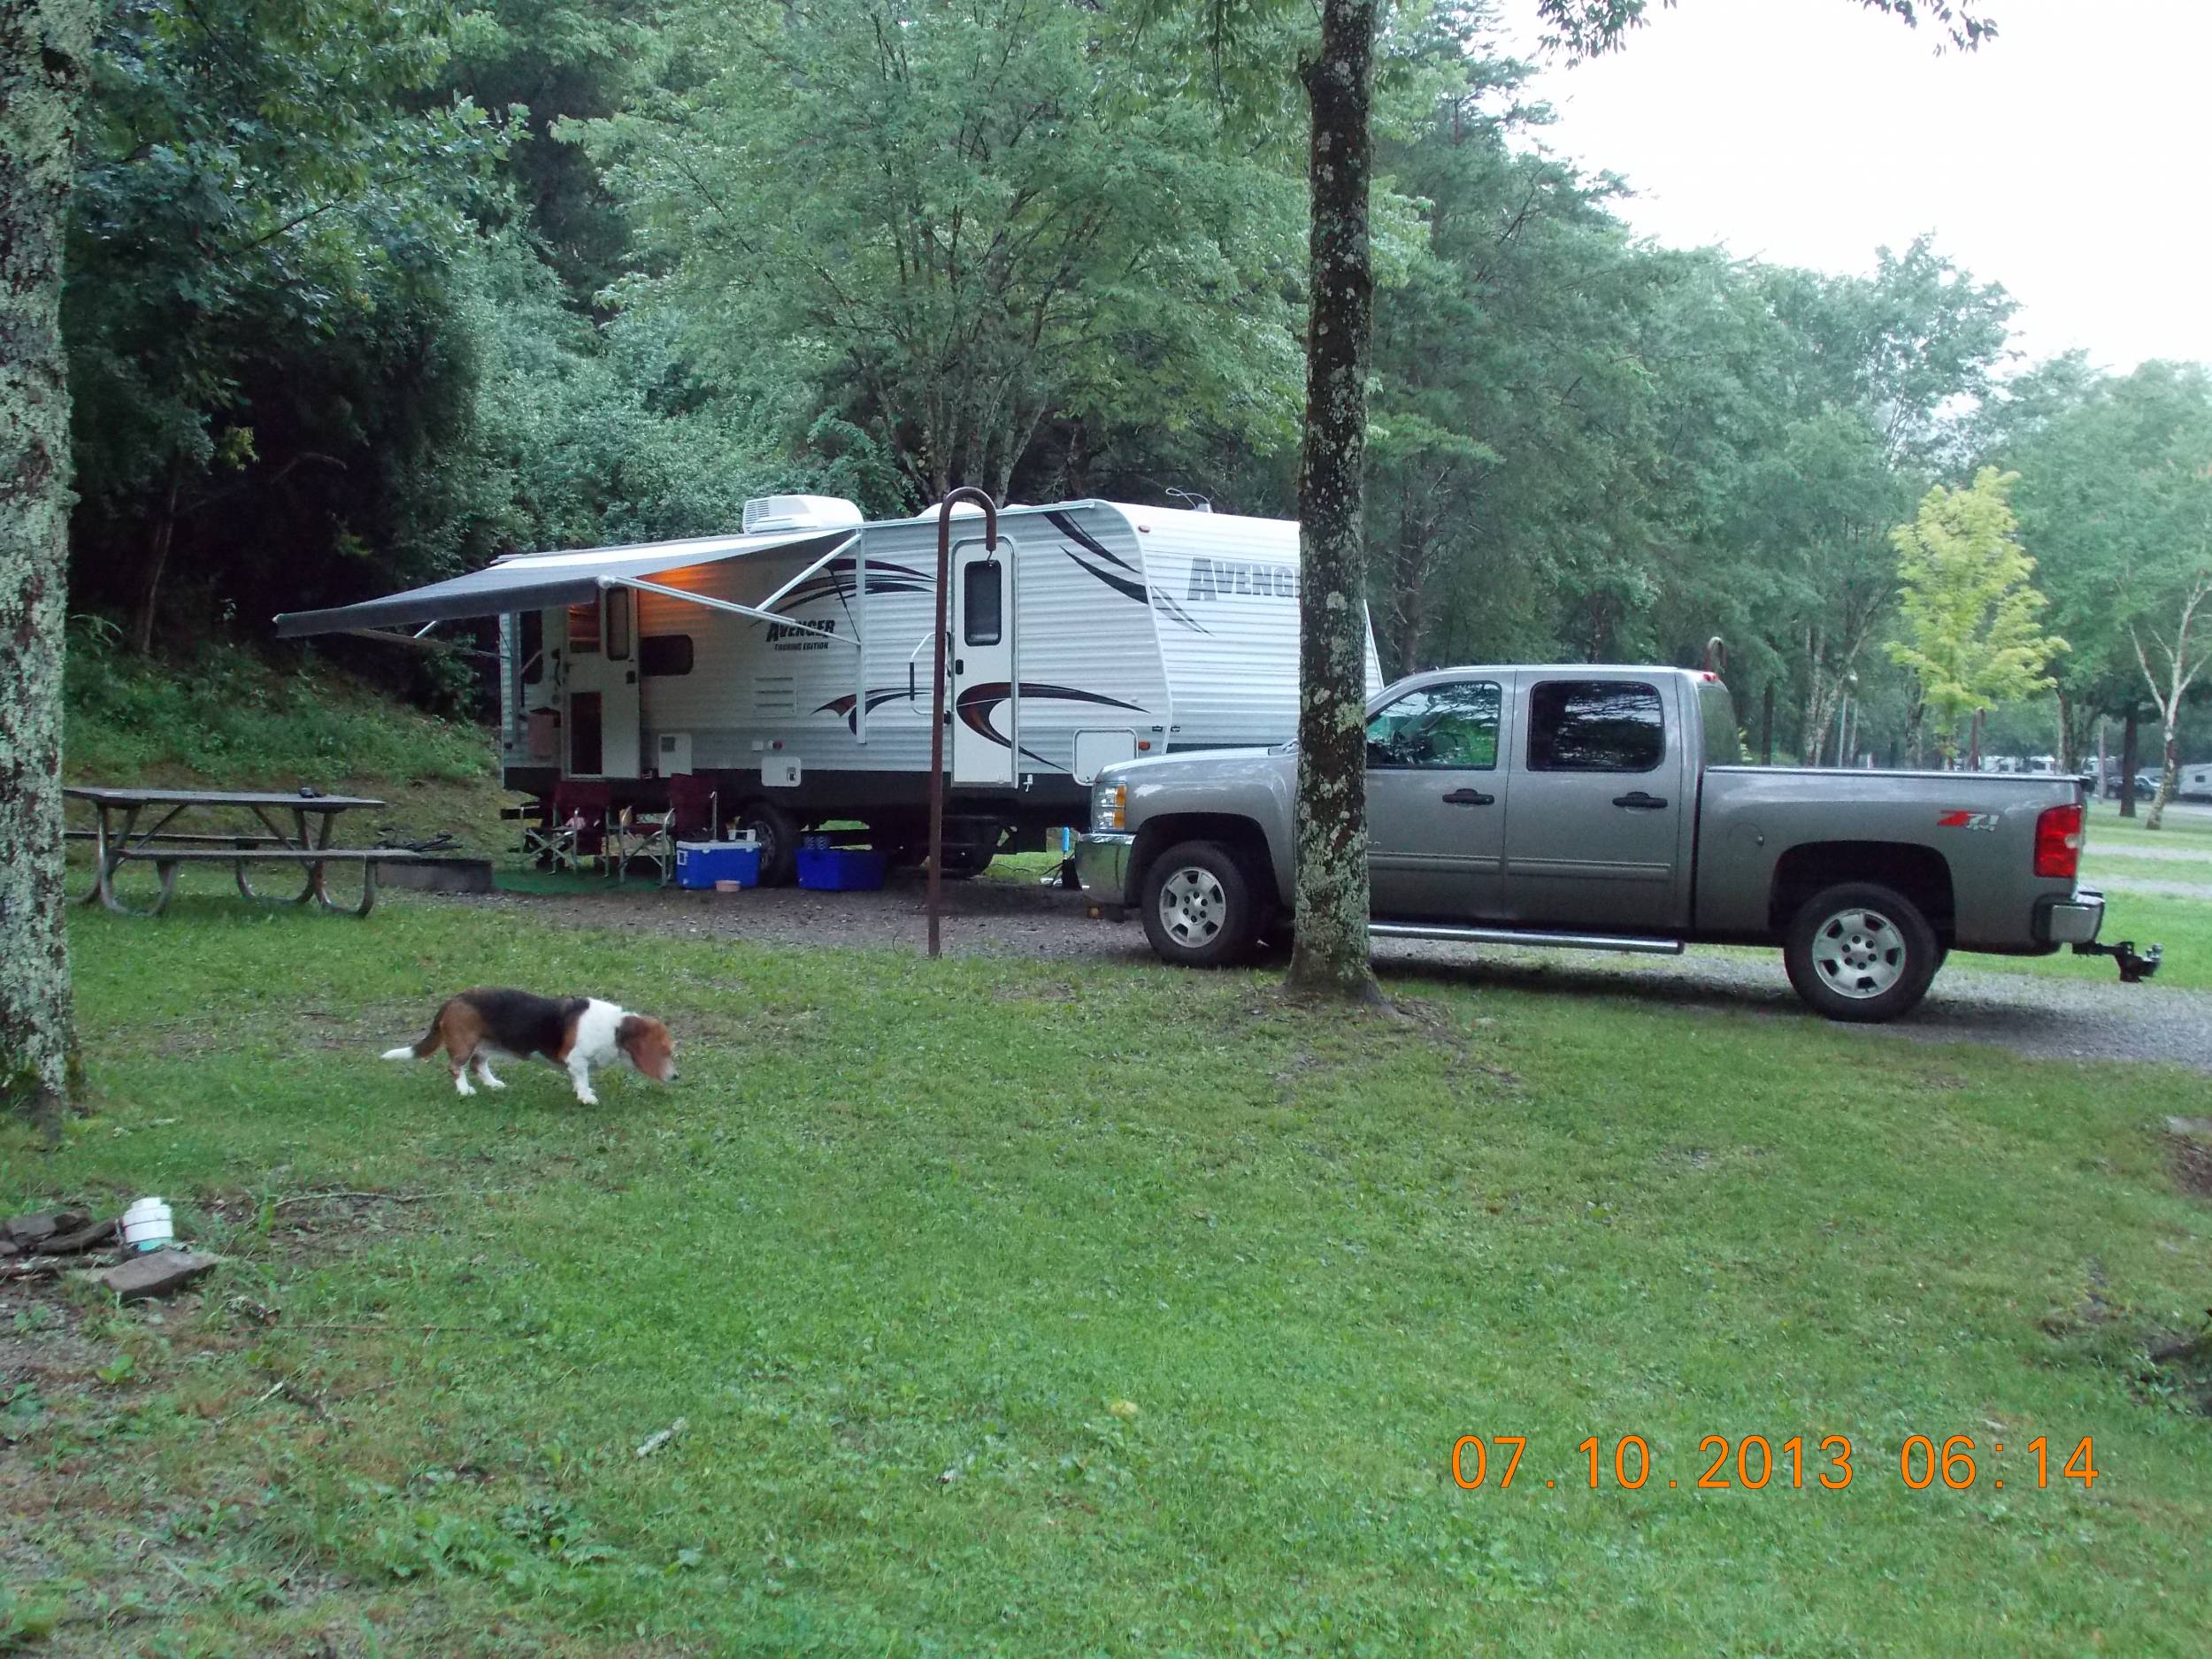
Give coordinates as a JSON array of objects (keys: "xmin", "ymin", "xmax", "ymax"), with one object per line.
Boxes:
[{"xmin": 65, "ymin": 787, "xmax": 424, "ymax": 918}]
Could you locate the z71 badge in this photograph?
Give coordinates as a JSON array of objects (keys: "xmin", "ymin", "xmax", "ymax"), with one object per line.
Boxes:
[{"xmin": 1936, "ymin": 810, "xmax": 2000, "ymax": 832}]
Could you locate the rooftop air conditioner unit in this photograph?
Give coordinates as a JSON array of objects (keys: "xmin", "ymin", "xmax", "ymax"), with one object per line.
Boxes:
[{"xmin": 743, "ymin": 495, "xmax": 865, "ymax": 534}]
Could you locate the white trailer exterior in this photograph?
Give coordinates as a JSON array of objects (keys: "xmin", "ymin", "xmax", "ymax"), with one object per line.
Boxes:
[{"xmin": 274, "ymin": 499, "xmax": 1381, "ymax": 878}]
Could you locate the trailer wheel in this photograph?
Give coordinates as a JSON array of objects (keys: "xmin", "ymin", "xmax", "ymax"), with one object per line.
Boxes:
[
  {"xmin": 1140, "ymin": 841, "xmax": 1258, "ymax": 968},
  {"xmin": 1783, "ymin": 881, "xmax": 1940, "ymax": 1024},
  {"xmin": 936, "ymin": 845, "xmax": 993, "ymax": 880},
  {"xmin": 734, "ymin": 800, "xmax": 799, "ymax": 887}
]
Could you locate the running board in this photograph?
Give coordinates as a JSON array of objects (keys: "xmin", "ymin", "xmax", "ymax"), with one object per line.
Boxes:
[{"xmin": 1369, "ymin": 922, "xmax": 1685, "ymax": 956}]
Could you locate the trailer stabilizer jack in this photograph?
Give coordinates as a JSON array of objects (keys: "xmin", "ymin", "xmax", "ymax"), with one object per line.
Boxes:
[{"xmin": 2072, "ymin": 939, "xmax": 2162, "ymax": 983}]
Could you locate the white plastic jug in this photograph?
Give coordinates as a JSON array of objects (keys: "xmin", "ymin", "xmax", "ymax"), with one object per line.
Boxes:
[{"xmin": 120, "ymin": 1196, "xmax": 173, "ymax": 1252}]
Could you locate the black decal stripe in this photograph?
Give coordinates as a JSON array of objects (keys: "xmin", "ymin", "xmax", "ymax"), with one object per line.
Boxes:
[
  {"xmin": 952, "ymin": 682, "xmax": 1146, "ymax": 750},
  {"xmin": 1065, "ymin": 549, "xmax": 1148, "ymax": 607},
  {"xmin": 1047, "ymin": 511, "xmax": 1137, "ymax": 572}
]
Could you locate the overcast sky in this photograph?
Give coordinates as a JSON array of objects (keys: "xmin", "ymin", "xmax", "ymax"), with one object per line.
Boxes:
[{"xmin": 1502, "ymin": 0, "xmax": 2212, "ymax": 373}]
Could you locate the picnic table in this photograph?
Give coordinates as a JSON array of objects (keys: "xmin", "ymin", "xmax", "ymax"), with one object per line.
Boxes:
[{"xmin": 65, "ymin": 787, "xmax": 422, "ymax": 918}]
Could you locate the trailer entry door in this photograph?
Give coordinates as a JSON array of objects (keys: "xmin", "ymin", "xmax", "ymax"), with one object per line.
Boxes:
[
  {"xmin": 951, "ymin": 544, "xmax": 1016, "ymax": 786},
  {"xmin": 564, "ymin": 589, "xmax": 641, "ymax": 778}
]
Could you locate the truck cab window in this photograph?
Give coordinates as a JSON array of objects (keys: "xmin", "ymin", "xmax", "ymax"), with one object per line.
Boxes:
[
  {"xmin": 1365, "ymin": 680, "xmax": 1501, "ymax": 770},
  {"xmin": 1527, "ymin": 680, "xmax": 1663, "ymax": 772}
]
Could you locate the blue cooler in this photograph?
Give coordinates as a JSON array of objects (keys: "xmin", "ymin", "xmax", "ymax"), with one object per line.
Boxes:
[
  {"xmin": 675, "ymin": 841, "xmax": 760, "ymax": 889},
  {"xmin": 796, "ymin": 848, "xmax": 887, "ymax": 891}
]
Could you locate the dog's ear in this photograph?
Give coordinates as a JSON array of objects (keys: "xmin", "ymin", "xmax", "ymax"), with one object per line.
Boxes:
[{"xmin": 617, "ymin": 1015, "xmax": 651, "ymax": 1050}]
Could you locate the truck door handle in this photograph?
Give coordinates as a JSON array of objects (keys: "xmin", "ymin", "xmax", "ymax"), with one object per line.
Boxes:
[
  {"xmin": 1440, "ymin": 788, "xmax": 1494, "ymax": 807},
  {"xmin": 1612, "ymin": 791, "xmax": 1668, "ymax": 810}
]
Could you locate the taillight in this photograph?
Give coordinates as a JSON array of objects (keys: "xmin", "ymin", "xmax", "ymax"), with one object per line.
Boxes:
[{"xmin": 2034, "ymin": 803, "xmax": 2083, "ymax": 879}]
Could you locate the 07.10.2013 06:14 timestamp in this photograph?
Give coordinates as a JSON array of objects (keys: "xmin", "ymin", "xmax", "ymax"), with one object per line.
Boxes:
[{"xmin": 1449, "ymin": 1434, "xmax": 2101, "ymax": 1493}]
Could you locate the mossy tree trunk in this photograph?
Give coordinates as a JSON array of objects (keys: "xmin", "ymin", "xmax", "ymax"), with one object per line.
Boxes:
[
  {"xmin": 1285, "ymin": 0, "xmax": 1382, "ymax": 1004},
  {"xmin": 1, "ymin": 0, "xmax": 91, "ymax": 1118}
]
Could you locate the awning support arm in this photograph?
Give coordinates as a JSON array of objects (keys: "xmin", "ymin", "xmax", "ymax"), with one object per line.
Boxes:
[
  {"xmin": 751, "ymin": 533, "xmax": 858, "ymax": 616},
  {"xmin": 597, "ymin": 575, "xmax": 859, "ymax": 647}
]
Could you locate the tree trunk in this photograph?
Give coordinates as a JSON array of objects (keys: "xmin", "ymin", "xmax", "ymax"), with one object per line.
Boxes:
[
  {"xmin": 1760, "ymin": 681, "xmax": 1774, "ymax": 766},
  {"xmin": 2054, "ymin": 691, "xmax": 2076, "ymax": 775},
  {"xmin": 0, "ymin": 0, "xmax": 92, "ymax": 1121},
  {"xmin": 1285, "ymin": 0, "xmax": 1381, "ymax": 1003},
  {"xmin": 2119, "ymin": 709, "xmax": 2139, "ymax": 818},
  {"xmin": 1966, "ymin": 709, "xmax": 1984, "ymax": 772},
  {"xmin": 2147, "ymin": 718, "xmax": 2178, "ymax": 832},
  {"xmin": 2095, "ymin": 721, "xmax": 2108, "ymax": 801},
  {"xmin": 127, "ymin": 473, "xmax": 180, "ymax": 656}
]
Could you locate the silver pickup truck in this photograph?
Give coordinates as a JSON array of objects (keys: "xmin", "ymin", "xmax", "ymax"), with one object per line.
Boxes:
[{"xmin": 1076, "ymin": 665, "xmax": 2160, "ymax": 1021}]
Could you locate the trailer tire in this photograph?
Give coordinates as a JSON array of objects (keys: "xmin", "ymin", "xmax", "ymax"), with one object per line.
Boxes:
[
  {"xmin": 936, "ymin": 846, "xmax": 994, "ymax": 880},
  {"xmin": 1783, "ymin": 881, "xmax": 1940, "ymax": 1024},
  {"xmin": 734, "ymin": 800, "xmax": 799, "ymax": 887},
  {"xmin": 1140, "ymin": 841, "xmax": 1259, "ymax": 968}
]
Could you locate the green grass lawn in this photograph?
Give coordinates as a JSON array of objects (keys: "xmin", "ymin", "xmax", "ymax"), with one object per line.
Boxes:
[{"xmin": 3, "ymin": 897, "xmax": 2208, "ymax": 1655}]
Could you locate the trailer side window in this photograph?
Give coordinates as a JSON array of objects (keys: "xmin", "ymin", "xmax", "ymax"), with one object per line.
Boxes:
[
  {"xmin": 1527, "ymin": 680, "xmax": 1664, "ymax": 772},
  {"xmin": 566, "ymin": 601, "xmax": 601, "ymax": 654},
  {"xmin": 640, "ymin": 634, "xmax": 694, "ymax": 677},
  {"xmin": 519, "ymin": 611, "xmax": 544, "ymax": 685},
  {"xmin": 1365, "ymin": 680, "xmax": 1500, "ymax": 770},
  {"xmin": 963, "ymin": 560, "xmax": 1003, "ymax": 646}
]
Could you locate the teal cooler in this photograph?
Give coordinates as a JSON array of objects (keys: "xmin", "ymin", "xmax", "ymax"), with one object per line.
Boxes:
[{"xmin": 675, "ymin": 841, "xmax": 760, "ymax": 889}]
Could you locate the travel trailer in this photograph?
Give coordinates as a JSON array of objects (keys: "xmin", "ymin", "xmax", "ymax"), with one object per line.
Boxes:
[{"xmin": 274, "ymin": 497, "xmax": 1382, "ymax": 882}]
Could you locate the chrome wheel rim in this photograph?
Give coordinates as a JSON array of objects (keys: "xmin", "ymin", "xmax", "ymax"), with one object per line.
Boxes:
[
  {"xmin": 1158, "ymin": 865, "xmax": 1226, "ymax": 949},
  {"xmin": 1810, "ymin": 907, "xmax": 1906, "ymax": 999}
]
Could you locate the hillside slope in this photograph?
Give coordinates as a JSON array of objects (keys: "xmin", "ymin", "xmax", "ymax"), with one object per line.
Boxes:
[{"xmin": 64, "ymin": 635, "xmax": 514, "ymax": 856}]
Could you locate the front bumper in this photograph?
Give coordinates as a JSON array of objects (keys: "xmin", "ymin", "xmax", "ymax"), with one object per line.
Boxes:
[
  {"xmin": 2038, "ymin": 885, "xmax": 2105, "ymax": 945},
  {"xmin": 1075, "ymin": 832, "xmax": 1135, "ymax": 908}
]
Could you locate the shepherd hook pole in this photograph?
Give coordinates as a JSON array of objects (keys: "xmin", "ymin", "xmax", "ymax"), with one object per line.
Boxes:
[{"xmin": 927, "ymin": 488, "xmax": 1000, "ymax": 957}]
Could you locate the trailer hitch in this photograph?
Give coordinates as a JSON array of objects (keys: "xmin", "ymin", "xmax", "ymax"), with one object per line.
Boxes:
[{"xmin": 2072, "ymin": 939, "xmax": 2163, "ymax": 983}]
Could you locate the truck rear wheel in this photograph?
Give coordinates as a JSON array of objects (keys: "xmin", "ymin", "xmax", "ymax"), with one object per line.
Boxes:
[
  {"xmin": 1140, "ymin": 841, "xmax": 1259, "ymax": 968},
  {"xmin": 1783, "ymin": 881, "xmax": 1940, "ymax": 1023}
]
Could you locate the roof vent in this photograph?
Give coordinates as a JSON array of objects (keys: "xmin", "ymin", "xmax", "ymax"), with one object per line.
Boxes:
[{"xmin": 743, "ymin": 495, "xmax": 864, "ymax": 534}]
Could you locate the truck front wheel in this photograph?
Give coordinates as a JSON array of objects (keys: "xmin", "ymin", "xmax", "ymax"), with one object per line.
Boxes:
[
  {"xmin": 1140, "ymin": 841, "xmax": 1259, "ymax": 968},
  {"xmin": 1783, "ymin": 881, "xmax": 1940, "ymax": 1023}
]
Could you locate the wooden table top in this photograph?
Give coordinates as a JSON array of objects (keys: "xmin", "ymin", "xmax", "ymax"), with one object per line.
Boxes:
[{"xmin": 64, "ymin": 787, "xmax": 387, "ymax": 810}]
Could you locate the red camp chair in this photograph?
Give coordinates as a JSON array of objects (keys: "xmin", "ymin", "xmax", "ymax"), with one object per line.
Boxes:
[{"xmin": 534, "ymin": 781, "xmax": 611, "ymax": 874}]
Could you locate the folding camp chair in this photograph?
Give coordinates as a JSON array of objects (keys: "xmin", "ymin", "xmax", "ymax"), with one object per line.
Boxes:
[
  {"xmin": 612, "ymin": 803, "xmax": 673, "ymax": 886},
  {"xmin": 528, "ymin": 782, "xmax": 611, "ymax": 875}
]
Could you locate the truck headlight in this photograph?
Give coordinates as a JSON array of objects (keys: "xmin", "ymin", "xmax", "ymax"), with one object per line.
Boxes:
[{"xmin": 1092, "ymin": 780, "xmax": 1125, "ymax": 832}]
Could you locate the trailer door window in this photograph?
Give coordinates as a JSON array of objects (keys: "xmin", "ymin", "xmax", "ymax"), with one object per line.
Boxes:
[
  {"xmin": 519, "ymin": 611, "xmax": 544, "ymax": 685},
  {"xmin": 603, "ymin": 588, "xmax": 631, "ymax": 662},
  {"xmin": 1527, "ymin": 680, "xmax": 1664, "ymax": 772},
  {"xmin": 963, "ymin": 560, "xmax": 1003, "ymax": 646}
]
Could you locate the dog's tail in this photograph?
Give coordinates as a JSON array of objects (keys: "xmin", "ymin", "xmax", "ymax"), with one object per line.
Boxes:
[{"xmin": 380, "ymin": 1012, "xmax": 444, "ymax": 1062}]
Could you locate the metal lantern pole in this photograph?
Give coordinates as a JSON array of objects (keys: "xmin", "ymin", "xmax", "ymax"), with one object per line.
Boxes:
[{"xmin": 926, "ymin": 488, "xmax": 999, "ymax": 958}]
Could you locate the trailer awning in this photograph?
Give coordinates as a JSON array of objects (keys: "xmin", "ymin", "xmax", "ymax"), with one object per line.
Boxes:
[{"xmin": 270, "ymin": 526, "xmax": 859, "ymax": 640}]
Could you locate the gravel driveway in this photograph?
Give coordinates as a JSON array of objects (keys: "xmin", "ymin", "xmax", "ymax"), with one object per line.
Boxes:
[{"xmin": 469, "ymin": 874, "xmax": 2212, "ymax": 1073}]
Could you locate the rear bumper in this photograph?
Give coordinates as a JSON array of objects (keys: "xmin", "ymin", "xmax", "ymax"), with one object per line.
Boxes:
[
  {"xmin": 1075, "ymin": 833, "xmax": 1135, "ymax": 908},
  {"xmin": 2036, "ymin": 886, "xmax": 2105, "ymax": 946}
]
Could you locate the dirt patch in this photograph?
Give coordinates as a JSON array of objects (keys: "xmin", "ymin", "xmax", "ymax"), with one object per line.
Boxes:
[
  {"xmin": 2164, "ymin": 1130, "xmax": 2212, "ymax": 1202},
  {"xmin": 2139, "ymin": 1329, "xmax": 2212, "ymax": 1417}
]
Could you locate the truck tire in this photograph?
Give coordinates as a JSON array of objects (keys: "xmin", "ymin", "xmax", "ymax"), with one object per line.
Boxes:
[
  {"xmin": 1784, "ymin": 881, "xmax": 1941, "ymax": 1023},
  {"xmin": 1140, "ymin": 841, "xmax": 1259, "ymax": 968},
  {"xmin": 734, "ymin": 800, "xmax": 799, "ymax": 887}
]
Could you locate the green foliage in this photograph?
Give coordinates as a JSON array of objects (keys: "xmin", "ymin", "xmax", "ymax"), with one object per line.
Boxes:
[
  {"xmin": 64, "ymin": 624, "xmax": 492, "ymax": 786},
  {"xmin": 1886, "ymin": 468, "xmax": 2065, "ymax": 757},
  {"xmin": 580, "ymin": 0, "xmax": 1310, "ymax": 501}
]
